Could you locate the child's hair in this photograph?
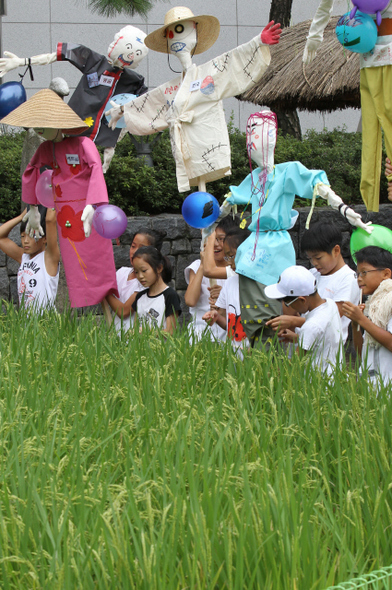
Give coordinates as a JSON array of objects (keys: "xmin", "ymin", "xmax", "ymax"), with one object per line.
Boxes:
[
  {"xmin": 301, "ymin": 221, "xmax": 342, "ymax": 254},
  {"xmin": 224, "ymin": 227, "xmax": 251, "ymax": 250},
  {"xmin": 356, "ymin": 246, "xmax": 392, "ymax": 273},
  {"xmin": 133, "ymin": 228, "xmax": 165, "ymax": 251},
  {"xmin": 132, "ymin": 246, "xmax": 172, "ymax": 284},
  {"xmin": 216, "ymin": 216, "xmax": 239, "ymax": 234},
  {"xmin": 20, "ymin": 205, "xmax": 47, "ymax": 236}
]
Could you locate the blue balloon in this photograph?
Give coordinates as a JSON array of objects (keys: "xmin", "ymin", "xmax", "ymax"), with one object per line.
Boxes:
[
  {"xmin": 0, "ymin": 81, "xmax": 27, "ymax": 119},
  {"xmin": 182, "ymin": 191, "xmax": 220, "ymax": 229},
  {"xmin": 104, "ymin": 93, "xmax": 137, "ymax": 129},
  {"xmin": 335, "ymin": 11, "xmax": 378, "ymax": 54}
]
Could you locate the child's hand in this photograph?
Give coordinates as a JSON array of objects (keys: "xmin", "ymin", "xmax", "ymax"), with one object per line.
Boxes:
[
  {"xmin": 202, "ymin": 309, "xmax": 219, "ymax": 325},
  {"xmin": 208, "ymin": 284, "xmax": 222, "ymax": 303},
  {"xmin": 278, "ymin": 328, "xmax": 298, "ymax": 343},
  {"xmin": 342, "ymin": 301, "xmax": 365, "ymax": 324},
  {"xmin": 266, "ymin": 315, "xmax": 298, "ymax": 332}
]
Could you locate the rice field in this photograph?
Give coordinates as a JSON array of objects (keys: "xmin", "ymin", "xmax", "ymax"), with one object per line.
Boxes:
[{"xmin": 0, "ymin": 305, "xmax": 391, "ymax": 589}]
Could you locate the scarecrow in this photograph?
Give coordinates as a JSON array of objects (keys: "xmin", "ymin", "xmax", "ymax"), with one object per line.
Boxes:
[
  {"xmin": 1, "ymin": 89, "xmax": 118, "ymax": 308},
  {"xmin": 105, "ymin": 7, "xmax": 281, "ymax": 193},
  {"xmin": 0, "ymin": 26, "xmax": 148, "ymax": 171},
  {"xmin": 225, "ymin": 110, "xmax": 372, "ymax": 347},
  {"xmin": 303, "ymin": 0, "xmax": 392, "ymax": 212}
]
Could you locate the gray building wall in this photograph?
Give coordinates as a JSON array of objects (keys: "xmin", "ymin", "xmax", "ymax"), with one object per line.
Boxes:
[{"xmin": 1, "ymin": 0, "xmax": 360, "ymax": 134}]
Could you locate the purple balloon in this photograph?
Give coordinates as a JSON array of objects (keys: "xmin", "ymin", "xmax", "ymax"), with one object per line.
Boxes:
[
  {"xmin": 35, "ymin": 169, "xmax": 54, "ymax": 208},
  {"xmin": 92, "ymin": 204, "xmax": 128, "ymax": 239}
]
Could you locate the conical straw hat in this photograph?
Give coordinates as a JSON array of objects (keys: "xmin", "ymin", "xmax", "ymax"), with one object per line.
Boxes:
[
  {"xmin": 145, "ymin": 6, "xmax": 220, "ymax": 54},
  {"xmin": 0, "ymin": 88, "xmax": 88, "ymax": 134}
]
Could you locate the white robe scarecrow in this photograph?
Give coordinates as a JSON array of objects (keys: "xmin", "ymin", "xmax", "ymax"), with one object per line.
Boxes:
[{"xmin": 106, "ymin": 7, "xmax": 281, "ymax": 193}]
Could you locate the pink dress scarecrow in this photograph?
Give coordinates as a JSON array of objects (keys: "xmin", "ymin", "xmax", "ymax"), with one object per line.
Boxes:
[{"xmin": 1, "ymin": 89, "xmax": 118, "ymax": 307}]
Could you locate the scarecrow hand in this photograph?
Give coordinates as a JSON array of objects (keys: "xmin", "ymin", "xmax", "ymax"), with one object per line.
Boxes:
[
  {"xmin": 0, "ymin": 51, "xmax": 25, "ymax": 77},
  {"xmin": 303, "ymin": 38, "xmax": 321, "ymax": 64},
  {"xmin": 23, "ymin": 206, "xmax": 44, "ymax": 239},
  {"xmin": 102, "ymin": 147, "xmax": 115, "ymax": 174},
  {"xmin": 261, "ymin": 21, "xmax": 282, "ymax": 45},
  {"xmin": 105, "ymin": 101, "xmax": 123, "ymax": 130},
  {"xmin": 317, "ymin": 184, "xmax": 373, "ymax": 234},
  {"xmin": 81, "ymin": 205, "xmax": 94, "ymax": 238}
]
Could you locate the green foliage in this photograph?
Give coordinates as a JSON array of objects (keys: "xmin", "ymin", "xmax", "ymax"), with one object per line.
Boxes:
[
  {"xmin": 0, "ymin": 131, "xmax": 25, "ymax": 221},
  {"xmin": 0, "ymin": 125, "xmax": 389, "ymax": 223},
  {"xmin": 85, "ymin": 0, "xmax": 153, "ymax": 18},
  {"xmin": 0, "ymin": 307, "xmax": 392, "ymax": 588}
]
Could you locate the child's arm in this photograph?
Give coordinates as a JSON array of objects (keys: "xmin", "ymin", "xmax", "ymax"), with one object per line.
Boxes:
[
  {"xmin": 266, "ymin": 314, "xmax": 305, "ymax": 333},
  {"xmin": 203, "ymin": 233, "xmax": 229, "ymax": 279},
  {"xmin": 185, "ymin": 261, "xmax": 204, "ymax": 307},
  {"xmin": 44, "ymin": 208, "xmax": 60, "ymax": 277},
  {"xmin": 342, "ymin": 301, "xmax": 392, "ymax": 353},
  {"xmin": 165, "ymin": 312, "xmax": 179, "ymax": 335},
  {"xmin": 202, "ymin": 308, "xmax": 227, "ymax": 330},
  {"xmin": 0, "ymin": 209, "xmax": 26, "ymax": 263},
  {"xmin": 106, "ymin": 291, "xmax": 137, "ymax": 318}
]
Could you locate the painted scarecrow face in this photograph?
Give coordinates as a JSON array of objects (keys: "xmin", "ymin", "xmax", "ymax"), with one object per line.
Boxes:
[
  {"xmin": 107, "ymin": 25, "xmax": 148, "ymax": 70},
  {"xmin": 246, "ymin": 110, "xmax": 278, "ymax": 173},
  {"xmin": 165, "ymin": 20, "xmax": 197, "ymax": 56}
]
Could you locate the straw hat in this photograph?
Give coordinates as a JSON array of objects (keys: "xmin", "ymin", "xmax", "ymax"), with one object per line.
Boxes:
[
  {"xmin": 145, "ymin": 6, "xmax": 220, "ymax": 55},
  {"xmin": 0, "ymin": 89, "xmax": 88, "ymax": 134}
]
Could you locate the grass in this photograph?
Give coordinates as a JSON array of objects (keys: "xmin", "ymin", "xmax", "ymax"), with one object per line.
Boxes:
[{"xmin": 0, "ymin": 305, "xmax": 391, "ymax": 589}]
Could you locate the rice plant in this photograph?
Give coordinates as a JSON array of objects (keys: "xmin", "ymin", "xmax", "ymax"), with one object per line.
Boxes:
[{"xmin": 0, "ymin": 305, "xmax": 391, "ymax": 589}]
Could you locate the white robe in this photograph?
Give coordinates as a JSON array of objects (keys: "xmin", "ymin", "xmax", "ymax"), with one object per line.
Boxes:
[{"xmin": 121, "ymin": 36, "xmax": 271, "ymax": 192}]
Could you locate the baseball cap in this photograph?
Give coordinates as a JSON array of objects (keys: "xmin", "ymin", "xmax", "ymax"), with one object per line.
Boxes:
[{"xmin": 264, "ymin": 265, "xmax": 317, "ymax": 299}]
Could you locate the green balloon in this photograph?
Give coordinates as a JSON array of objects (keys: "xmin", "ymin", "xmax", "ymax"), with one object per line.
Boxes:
[{"xmin": 350, "ymin": 224, "xmax": 392, "ymax": 264}]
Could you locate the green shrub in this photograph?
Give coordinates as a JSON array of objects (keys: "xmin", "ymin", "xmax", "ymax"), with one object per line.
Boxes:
[{"xmin": 0, "ymin": 124, "xmax": 388, "ymax": 223}]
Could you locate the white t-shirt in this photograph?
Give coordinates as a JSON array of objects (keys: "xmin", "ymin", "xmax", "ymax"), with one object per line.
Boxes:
[
  {"xmin": 310, "ymin": 265, "xmax": 360, "ymax": 343},
  {"xmin": 296, "ymin": 298, "xmax": 343, "ymax": 375},
  {"xmin": 362, "ymin": 318, "xmax": 392, "ymax": 386},
  {"xmin": 216, "ymin": 273, "xmax": 250, "ymax": 356},
  {"xmin": 132, "ymin": 286, "xmax": 182, "ymax": 330},
  {"xmin": 113, "ymin": 266, "xmax": 144, "ymax": 334},
  {"xmin": 184, "ymin": 259, "xmax": 227, "ymax": 341},
  {"xmin": 17, "ymin": 251, "xmax": 59, "ymax": 312}
]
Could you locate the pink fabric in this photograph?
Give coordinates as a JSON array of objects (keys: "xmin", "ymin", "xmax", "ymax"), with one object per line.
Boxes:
[{"xmin": 22, "ymin": 136, "xmax": 118, "ymax": 307}]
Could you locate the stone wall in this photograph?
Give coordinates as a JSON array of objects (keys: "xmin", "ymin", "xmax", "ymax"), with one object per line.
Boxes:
[{"xmin": 1, "ymin": 204, "xmax": 391, "ymax": 318}]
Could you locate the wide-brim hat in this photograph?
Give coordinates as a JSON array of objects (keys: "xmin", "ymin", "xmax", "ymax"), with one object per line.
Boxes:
[
  {"xmin": 0, "ymin": 89, "xmax": 88, "ymax": 135},
  {"xmin": 145, "ymin": 6, "xmax": 220, "ymax": 54},
  {"xmin": 264, "ymin": 266, "xmax": 317, "ymax": 300}
]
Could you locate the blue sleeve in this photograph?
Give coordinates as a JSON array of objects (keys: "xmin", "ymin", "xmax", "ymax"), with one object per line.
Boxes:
[{"xmin": 281, "ymin": 162, "xmax": 329, "ymax": 200}]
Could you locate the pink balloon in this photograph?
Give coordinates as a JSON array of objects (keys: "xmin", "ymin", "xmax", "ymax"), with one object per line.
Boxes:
[
  {"xmin": 92, "ymin": 204, "xmax": 128, "ymax": 239},
  {"xmin": 36, "ymin": 169, "xmax": 54, "ymax": 208}
]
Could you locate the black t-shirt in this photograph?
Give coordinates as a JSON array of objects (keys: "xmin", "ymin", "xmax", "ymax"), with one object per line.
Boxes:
[{"xmin": 132, "ymin": 287, "xmax": 182, "ymax": 329}]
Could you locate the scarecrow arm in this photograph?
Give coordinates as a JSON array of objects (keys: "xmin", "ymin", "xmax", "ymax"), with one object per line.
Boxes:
[
  {"xmin": 22, "ymin": 206, "xmax": 44, "ymax": 239},
  {"xmin": 302, "ymin": 0, "xmax": 334, "ymax": 65},
  {"xmin": 81, "ymin": 205, "xmax": 94, "ymax": 238},
  {"xmin": 0, "ymin": 51, "xmax": 56, "ymax": 77},
  {"xmin": 317, "ymin": 184, "xmax": 373, "ymax": 233}
]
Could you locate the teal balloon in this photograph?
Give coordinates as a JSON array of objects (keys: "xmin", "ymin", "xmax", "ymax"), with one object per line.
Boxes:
[
  {"xmin": 335, "ymin": 11, "xmax": 377, "ymax": 54},
  {"xmin": 350, "ymin": 224, "xmax": 392, "ymax": 263}
]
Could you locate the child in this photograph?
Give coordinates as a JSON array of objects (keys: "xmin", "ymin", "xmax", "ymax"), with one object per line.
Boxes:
[
  {"xmin": 266, "ymin": 221, "xmax": 360, "ymax": 344},
  {"xmin": 202, "ymin": 228, "xmax": 251, "ymax": 356},
  {"xmin": 0, "ymin": 206, "xmax": 60, "ymax": 312},
  {"xmin": 342, "ymin": 246, "xmax": 392, "ymax": 386},
  {"xmin": 265, "ymin": 265, "xmax": 343, "ymax": 375},
  {"xmin": 106, "ymin": 229, "xmax": 164, "ymax": 334},
  {"xmin": 184, "ymin": 216, "xmax": 237, "ymax": 341},
  {"xmin": 131, "ymin": 246, "xmax": 181, "ymax": 335}
]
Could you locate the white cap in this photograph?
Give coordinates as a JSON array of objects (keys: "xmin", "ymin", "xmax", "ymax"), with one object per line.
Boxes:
[{"xmin": 264, "ymin": 266, "xmax": 317, "ymax": 299}]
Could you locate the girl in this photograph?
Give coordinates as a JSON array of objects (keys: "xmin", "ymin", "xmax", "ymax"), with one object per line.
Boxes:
[
  {"xmin": 0, "ymin": 206, "xmax": 60, "ymax": 312},
  {"xmin": 184, "ymin": 216, "xmax": 237, "ymax": 341},
  {"xmin": 106, "ymin": 229, "xmax": 164, "ymax": 334},
  {"xmin": 131, "ymin": 247, "xmax": 181, "ymax": 335}
]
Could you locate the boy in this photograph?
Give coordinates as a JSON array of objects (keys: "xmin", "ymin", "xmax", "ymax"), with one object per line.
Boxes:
[
  {"xmin": 202, "ymin": 228, "xmax": 250, "ymax": 356},
  {"xmin": 265, "ymin": 265, "xmax": 343, "ymax": 375},
  {"xmin": 342, "ymin": 246, "xmax": 392, "ymax": 386},
  {"xmin": 266, "ymin": 221, "xmax": 359, "ymax": 344},
  {"xmin": 0, "ymin": 206, "xmax": 60, "ymax": 311}
]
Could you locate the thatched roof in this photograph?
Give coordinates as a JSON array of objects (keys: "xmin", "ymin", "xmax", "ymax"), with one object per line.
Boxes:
[{"xmin": 238, "ymin": 17, "xmax": 360, "ymax": 112}]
